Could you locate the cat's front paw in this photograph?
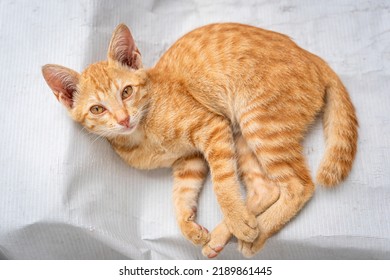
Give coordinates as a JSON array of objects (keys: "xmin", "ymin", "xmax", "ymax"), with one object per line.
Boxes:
[
  {"xmin": 224, "ymin": 209, "xmax": 258, "ymax": 243},
  {"xmin": 201, "ymin": 222, "xmax": 232, "ymax": 258},
  {"xmin": 183, "ymin": 222, "xmax": 210, "ymax": 246},
  {"xmin": 178, "ymin": 209, "xmax": 210, "ymax": 246}
]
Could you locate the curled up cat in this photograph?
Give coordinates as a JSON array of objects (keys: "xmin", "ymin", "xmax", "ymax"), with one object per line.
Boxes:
[{"xmin": 42, "ymin": 23, "xmax": 358, "ymax": 258}]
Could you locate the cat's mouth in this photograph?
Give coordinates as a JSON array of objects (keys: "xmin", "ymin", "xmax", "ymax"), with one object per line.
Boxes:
[{"xmin": 118, "ymin": 123, "xmax": 137, "ymax": 135}]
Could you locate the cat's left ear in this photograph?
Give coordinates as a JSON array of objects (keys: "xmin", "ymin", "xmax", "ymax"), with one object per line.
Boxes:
[{"xmin": 108, "ymin": 24, "xmax": 143, "ymax": 69}]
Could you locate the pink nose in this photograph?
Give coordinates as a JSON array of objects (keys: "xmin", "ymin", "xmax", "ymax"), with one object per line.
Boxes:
[{"xmin": 118, "ymin": 116, "xmax": 130, "ymax": 128}]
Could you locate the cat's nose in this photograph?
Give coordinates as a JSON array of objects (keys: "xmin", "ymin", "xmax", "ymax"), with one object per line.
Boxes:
[{"xmin": 118, "ymin": 116, "xmax": 130, "ymax": 128}]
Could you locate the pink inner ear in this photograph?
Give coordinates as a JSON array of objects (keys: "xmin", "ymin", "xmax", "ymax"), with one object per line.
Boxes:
[
  {"xmin": 109, "ymin": 24, "xmax": 142, "ymax": 69},
  {"xmin": 58, "ymin": 92, "xmax": 74, "ymax": 108},
  {"xmin": 51, "ymin": 79, "xmax": 75, "ymax": 101},
  {"xmin": 129, "ymin": 49, "xmax": 143, "ymax": 69}
]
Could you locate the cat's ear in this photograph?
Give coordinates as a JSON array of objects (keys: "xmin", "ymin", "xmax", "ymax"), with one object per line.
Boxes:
[
  {"xmin": 108, "ymin": 24, "xmax": 143, "ymax": 69},
  {"xmin": 42, "ymin": 64, "xmax": 80, "ymax": 110}
]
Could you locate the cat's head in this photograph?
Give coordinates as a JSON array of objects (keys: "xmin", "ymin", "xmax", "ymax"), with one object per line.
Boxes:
[{"xmin": 42, "ymin": 24, "xmax": 148, "ymax": 138}]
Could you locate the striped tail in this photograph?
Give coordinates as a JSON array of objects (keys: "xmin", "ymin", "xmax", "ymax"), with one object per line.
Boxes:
[{"xmin": 316, "ymin": 70, "xmax": 358, "ymax": 186}]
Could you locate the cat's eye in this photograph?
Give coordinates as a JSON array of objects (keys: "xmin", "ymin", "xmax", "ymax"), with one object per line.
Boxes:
[
  {"xmin": 121, "ymin": 86, "xmax": 133, "ymax": 100},
  {"xmin": 90, "ymin": 105, "xmax": 106, "ymax": 115}
]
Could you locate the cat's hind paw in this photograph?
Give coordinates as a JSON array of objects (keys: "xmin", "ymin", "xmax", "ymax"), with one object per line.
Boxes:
[
  {"xmin": 224, "ymin": 209, "xmax": 259, "ymax": 243},
  {"xmin": 238, "ymin": 233, "xmax": 268, "ymax": 258}
]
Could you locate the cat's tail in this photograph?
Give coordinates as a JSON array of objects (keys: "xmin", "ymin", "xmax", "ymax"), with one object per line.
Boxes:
[{"xmin": 316, "ymin": 68, "xmax": 358, "ymax": 187}]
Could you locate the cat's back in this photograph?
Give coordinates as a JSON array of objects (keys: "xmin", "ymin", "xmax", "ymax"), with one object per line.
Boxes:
[
  {"xmin": 155, "ymin": 22, "xmax": 308, "ymax": 75},
  {"xmin": 153, "ymin": 23, "xmax": 325, "ymax": 120}
]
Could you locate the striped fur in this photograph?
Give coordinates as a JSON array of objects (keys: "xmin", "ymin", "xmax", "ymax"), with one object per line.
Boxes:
[{"xmin": 42, "ymin": 23, "xmax": 358, "ymax": 258}]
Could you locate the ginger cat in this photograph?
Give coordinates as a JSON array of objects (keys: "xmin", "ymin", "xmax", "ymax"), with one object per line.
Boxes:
[{"xmin": 42, "ymin": 23, "xmax": 358, "ymax": 258}]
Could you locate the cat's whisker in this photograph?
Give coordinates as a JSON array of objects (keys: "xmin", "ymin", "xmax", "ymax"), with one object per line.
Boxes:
[
  {"xmin": 76, "ymin": 125, "xmax": 88, "ymax": 136},
  {"xmin": 81, "ymin": 126, "xmax": 92, "ymax": 136},
  {"xmin": 90, "ymin": 128, "xmax": 123, "ymax": 145},
  {"xmin": 90, "ymin": 134, "xmax": 104, "ymax": 145},
  {"xmin": 90, "ymin": 130, "xmax": 112, "ymax": 144}
]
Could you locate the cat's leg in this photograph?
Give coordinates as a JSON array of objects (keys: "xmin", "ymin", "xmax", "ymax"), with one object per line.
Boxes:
[
  {"xmin": 194, "ymin": 116, "xmax": 258, "ymax": 243},
  {"xmin": 238, "ymin": 129, "xmax": 315, "ymax": 257},
  {"xmin": 239, "ymin": 109, "xmax": 315, "ymax": 257},
  {"xmin": 172, "ymin": 154, "xmax": 210, "ymax": 246},
  {"xmin": 201, "ymin": 135, "xmax": 280, "ymax": 258},
  {"xmin": 236, "ymin": 135, "xmax": 280, "ymax": 216}
]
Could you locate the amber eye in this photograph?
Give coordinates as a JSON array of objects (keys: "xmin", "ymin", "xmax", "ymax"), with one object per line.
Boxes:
[
  {"xmin": 90, "ymin": 105, "xmax": 105, "ymax": 115},
  {"xmin": 121, "ymin": 86, "xmax": 133, "ymax": 100}
]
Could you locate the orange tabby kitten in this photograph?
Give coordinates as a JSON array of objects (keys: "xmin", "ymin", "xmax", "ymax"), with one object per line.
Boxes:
[{"xmin": 42, "ymin": 23, "xmax": 358, "ymax": 258}]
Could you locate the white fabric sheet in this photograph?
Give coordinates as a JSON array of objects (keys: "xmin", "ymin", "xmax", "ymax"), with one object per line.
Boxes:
[{"xmin": 0, "ymin": 0, "xmax": 389, "ymax": 259}]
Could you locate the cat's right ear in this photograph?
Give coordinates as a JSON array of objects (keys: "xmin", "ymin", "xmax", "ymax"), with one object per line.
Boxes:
[
  {"xmin": 41, "ymin": 64, "xmax": 80, "ymax": 110},
  {"xmin": 108, "ymin": 24, "xmax": 143, "ymax": 69}
]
